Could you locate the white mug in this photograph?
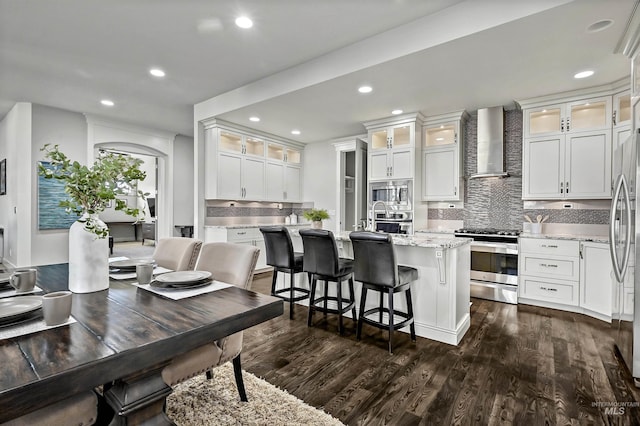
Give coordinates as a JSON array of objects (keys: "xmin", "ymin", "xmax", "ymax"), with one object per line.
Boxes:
[
  {"xmin": 43, "ymin": 291, "xmax": 73, "ymax": 326},
  {"xmin": 10, "ymin": 268, "xmax": 37, "ymax": 293},
  {"xmin": 136, "ymin": 263, "xmax": 154, "ymax": 285}
]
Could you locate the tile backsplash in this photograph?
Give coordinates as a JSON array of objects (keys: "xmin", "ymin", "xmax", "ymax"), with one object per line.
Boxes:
[{"xmin": 205, "ymin": 200, "xmax": 310, "ymax": 226}]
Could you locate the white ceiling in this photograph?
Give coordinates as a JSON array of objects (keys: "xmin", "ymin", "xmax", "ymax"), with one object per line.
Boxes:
[{"xmin": 0, "ymin": 0, "xmax": 637, "ymax": 143}]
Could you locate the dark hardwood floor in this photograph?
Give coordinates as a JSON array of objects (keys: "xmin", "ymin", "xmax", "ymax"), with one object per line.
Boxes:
[{"xmin": 243, "ymin": 272, "xmax": 640, "ymax": 425}]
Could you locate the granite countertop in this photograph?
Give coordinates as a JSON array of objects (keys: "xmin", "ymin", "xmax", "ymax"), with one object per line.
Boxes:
[
  {"xmin": 205, "ymin": 223, "xmax": 311, "ymax": 229},
  {"xmin": 415, "ymin": 229, "xmax": 457, "ymax": 234},
  {"xmin": 286, "ymin": 229, "xmax": 471, "ymax": 249},
  {"xmin": 519, "ymin": 232, "xmax": 609, "ymax": 244}
]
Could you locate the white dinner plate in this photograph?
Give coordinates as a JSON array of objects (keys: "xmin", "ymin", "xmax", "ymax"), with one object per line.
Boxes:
[
  {"xmin": 155, "ymin": 270, "xmax": 212, "ymax": 285},
  {"xmin": 110, "ymin": 259, "xmax": 155, "ymax": 271},
  {"xmin": 0, "ymin": 296, "xmax": 43, "ymax": 320}
]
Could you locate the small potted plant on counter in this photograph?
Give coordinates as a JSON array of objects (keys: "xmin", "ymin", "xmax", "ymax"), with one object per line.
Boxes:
[{"xmin": 303, "ymin": 208, "xmax": 330, "ymax": 229}]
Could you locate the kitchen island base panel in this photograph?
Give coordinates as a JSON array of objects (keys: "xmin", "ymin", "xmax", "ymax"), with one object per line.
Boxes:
[{"xmin": 278, "ymin": 233, "xmax": 471, "ymax": 345}]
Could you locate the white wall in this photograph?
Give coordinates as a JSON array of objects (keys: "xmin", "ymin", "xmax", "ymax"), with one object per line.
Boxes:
[
  {"xmin": 303, "ymin": 141, "xmax": 338, "ymax": 231},
  {"xmin": 31, "ymin": 105, "xmax": 88, "ymax": 266},
  {"xmin": 173, "ymin": 134, "xmax": 194, "ymax": 229},
  {"xmin": 0, "ymin": 103, "xmax": 32, "ymax": 267}
]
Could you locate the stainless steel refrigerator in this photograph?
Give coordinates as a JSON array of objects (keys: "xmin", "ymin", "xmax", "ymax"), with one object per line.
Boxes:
[{"xmin": 610, "ymin": 127, "xmax": 640, "ymax": 387}]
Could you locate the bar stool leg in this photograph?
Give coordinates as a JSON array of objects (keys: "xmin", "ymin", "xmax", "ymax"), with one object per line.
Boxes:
[
  {"xmin": 379, "ymin": 291, "xmax": 384, "ymax": 324},
  {"xmin": 289, "ymin": 271, "xmax": 295, "ymax": 320},
  {"xmin": 406, "ymin": 288, "xmax": 416, "ymax": 342},
  {"xmin": 337, "ymin": 279, "xmax": 343, "ymax": 335},
  {"xmin": 323, "ymin": 281, "xmax": 328, "ymax": 317},
  {"xmin": 271, "ymin": 270, "xmax": 278, "ymax": 296},
  {"xmin": 388, "ymin": 288, "xmax": 394, "ymax": 354},
  {"xmin": 357, "ymin": 286, "xmax": 367, "ymax": 340},
  {"xmin": 308, "ymin": 275, "xmax": 318, "ymax": 327},
  {"xmin": 348, "ymin": 277, "xmax": 356, "ymax": 320}
]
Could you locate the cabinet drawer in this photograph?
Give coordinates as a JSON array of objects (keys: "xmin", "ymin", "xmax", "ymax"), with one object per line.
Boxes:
[
  {"xmin": 521, "ymin": 253, "xmax": 579, "ymax": 280},
  {"xmin": 520, "ymin": 276, "xmax": 578, "ymax": 306},
  {"xmin": 520, "ymin": 238, "xmax": 579, "ymax": 256},
  {"xmin": 226, "ymin": 227, "xmax": 261, "ymax": 241}
]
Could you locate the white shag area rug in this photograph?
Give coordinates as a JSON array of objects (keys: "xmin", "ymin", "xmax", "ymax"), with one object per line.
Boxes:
[{"xmin": 166, "ymin": 362, "xmax": 345, "ymax": 426}]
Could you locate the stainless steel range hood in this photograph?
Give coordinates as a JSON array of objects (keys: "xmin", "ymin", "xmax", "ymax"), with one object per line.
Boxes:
[{"xmin": 469, "ymin": 106, "xmax": 509, "ymax": 179}]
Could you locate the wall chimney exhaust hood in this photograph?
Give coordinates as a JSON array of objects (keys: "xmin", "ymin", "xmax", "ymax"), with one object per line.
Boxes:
[{"xmin": 469, "ymin": 106, "xmax": 509, "ymax": 179}]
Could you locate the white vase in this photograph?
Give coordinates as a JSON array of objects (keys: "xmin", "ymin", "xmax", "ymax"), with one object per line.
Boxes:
[
  {"xmin": 68, "ymin": 214, "xmax": 109, "ymax": 293},
  {"xmin": 312, "ymin": 220, "xmax": 323, "ymax": 229}
]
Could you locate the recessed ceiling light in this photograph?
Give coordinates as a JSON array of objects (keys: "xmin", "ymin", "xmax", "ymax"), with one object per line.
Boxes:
[
  {"xmin": 574, "ymin": 70, "xmax": 594, "ymax": 79},
  {"xmin": 391, "ymin": 109, "xmax": 403, "ymax": 115},
  {"xmin": 101, "ymin": 99, "xmax": 114, "ymax": 107},
  {"xmin": 291, "ymin": 130, "xmax": 301, "ymax": 135},
  {"xmin": 249, "ymin": 116, "xmax": 260, "ymax": 122},
  {"xmin": 587, "ymin": 19, "xmax": 614, "ymax": 33},
  {"xmin": 358, "ymin": 86, "xmax": 372, "ymax": 94},
  {"xmin": 235, "ymin": 16, "xmax": 253, "ymax": 28},
  {"xmin": 149, "ymin": 68, "xmax": 165, "ymax": 78}
]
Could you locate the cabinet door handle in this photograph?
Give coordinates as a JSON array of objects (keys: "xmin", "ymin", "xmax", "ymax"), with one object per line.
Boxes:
[
  {"xmin": 560, "ymin": 182, "xmax": 563, "ymax": 194},
  {"xmin": 540, "ymin": 286, "xmax": 558, "ymax": 292},
  {"xmin": 566, "ymin": 181, "xmax": 569, "ymax": 194},
  {"xmin": 539, "ymin": 263, "xmax": 558, "ymax": 268},
  {"xmin": 561, "ymin": 118, "xmax": 564, "ymax": 132},
  {"xmin": 613, "ymin": 110, "xmax": 617, "ymax": 126},
  {"xmin": 541, "ymin": 244, "xmax": 558, "ymax": 248},
  {"xmin": 566, "ymin": 118, "xmax": 570, "ymax": 132},
  {"xmin": 454, "ymin": 133, "xmax": 458, "ymax": 144}
]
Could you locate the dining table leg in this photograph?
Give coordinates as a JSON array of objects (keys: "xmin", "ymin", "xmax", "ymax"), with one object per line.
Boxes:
[{"xmin": 104, "ymin": 368, "xmax": 174, "ymax": 426}]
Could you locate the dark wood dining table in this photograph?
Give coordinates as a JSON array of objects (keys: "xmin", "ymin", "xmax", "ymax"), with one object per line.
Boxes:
[{"xmin": 0, "ymin": 263, "xmax": 283, "ymax": 424}]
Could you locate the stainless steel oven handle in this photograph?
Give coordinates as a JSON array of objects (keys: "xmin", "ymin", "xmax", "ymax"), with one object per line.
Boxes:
[{"xmin": 470, "ymin": 242, "xmax": 518, "ymax": 255}]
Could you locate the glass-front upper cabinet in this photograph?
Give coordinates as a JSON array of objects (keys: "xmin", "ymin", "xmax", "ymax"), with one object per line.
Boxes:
[
  {"xmin": 424, "ymin": 122, "xmax": 457, "ymax": 147},
  {"xmin": 285, "ymin": 148, "xmax": 301, "ymax": 164},
  {"xmin": 567, "ymin": 98, "xmax": 610, "ymax": 132},
  {"xmin": 370, "ymin": 125, "xmax": 411, "ymax": 150},
  {"xmin": 524, "ymin": 96, "xmax": 611, "ymax": 137},
  {"xmin": 267, "ymin": 142, "xmax": 284, "ymax": 161},
  {"xmin": 245, "ymin": 136, "xmax": 265, "ymax": 156},
  {"xmin": 219, "ymin": 131, "xmax": 243, "ymax": 153},
  {"xmin": 219, "ymin": 131, "xmax": 264, "ymax": 156},
  {"xmin": 613, "ymin": 91, "xmax": 631, "ymax": 127}
]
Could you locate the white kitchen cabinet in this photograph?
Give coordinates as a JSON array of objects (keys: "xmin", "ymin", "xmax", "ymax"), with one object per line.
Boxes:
[
  {"xmin": 613, "ymin": 90, "xmax": 631, "ymax": 128},
  {"xmin": 264, "ymin": 142, "xmax": 303, "ymax": 202},
  {"xmin": 523, "ymin": 96, "xmax": 612, "ymax": 138},
  {"xmin": 369, "ymin": 123, "xmax": 413, "ymax": 151},
  {"xmin": 522, "ymin": 130, "xmax": 611, "ymax": 199},
  {"xmin": 203, "ymin": 119, "xmax": 304, "ymax": 202},
  {"xmin": 579, "ymin": 242, "xmax": 612, "ymax": 320},
  {"xmin": 520, "ymin": 237, "xmax": 615, "ymax": 322},
  {"xmin": 422, "ymin": 111, "xmax": 467, "ymax": 201},
  {"xmin": 369, "ymin": 148, "xmax": 413, "ymax": 180},
  {"xmin": 204, "ymin": 227, "xmax": 267, "ymax": 271},
  {"xmin": 519, "ymin": 237, "xmax": 580, "ymax": 307},
  {"xmin": 216, "ymin": 151, "xmax": 265, "ymax": 200},
  {"xmin": 364, "ymin": 113, "xmax": 423, "ymax": 182}
]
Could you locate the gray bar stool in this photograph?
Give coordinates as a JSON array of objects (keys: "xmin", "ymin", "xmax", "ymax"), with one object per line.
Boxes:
[
  {"xmin": 349, "ymin": 231, "xmax": 417, "ymax": 353},
  {"xmin": 260, "ymin": 226, "xmax": 310, "ymax": 319},
  {"xmin": 299, "ymin": 229, "xmax": 356, "ymax": 334}
]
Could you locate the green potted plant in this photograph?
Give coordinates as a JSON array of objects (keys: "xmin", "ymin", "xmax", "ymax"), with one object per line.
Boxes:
[
  {"xmin": 303, "ymin": 208, "xmax": 330, "ymax": 229},
  {"xmin": 38, "ymin": 144, "xmax": 148, "ymax": 293}
]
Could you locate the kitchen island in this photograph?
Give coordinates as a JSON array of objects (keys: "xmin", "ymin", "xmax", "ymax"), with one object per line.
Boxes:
[{"xmin": 286, "ymin": 230, "xmax": 471, "ymax": 345}]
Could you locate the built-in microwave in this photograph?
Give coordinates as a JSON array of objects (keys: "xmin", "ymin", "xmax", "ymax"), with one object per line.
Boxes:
[{"xmin": 369, "ymin": 180, "xmax": 412, "ymax": 209}]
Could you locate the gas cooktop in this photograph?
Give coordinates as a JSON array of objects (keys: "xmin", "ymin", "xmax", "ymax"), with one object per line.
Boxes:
[{"xmin": 454, "ymin": 228, "xmax": 520, "ymax": 237}]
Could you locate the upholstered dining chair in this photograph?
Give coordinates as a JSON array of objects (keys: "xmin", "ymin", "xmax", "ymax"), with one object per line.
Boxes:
[
  {"xmin": 161, "ymin": 242, "xmax": 260, "ymax": 402},
  {"xmin": 3, "ymin": 391, "xmax": 98, "ymax": 426},
  {"xmin": 152, "ymin": 237, "xmax": 202, "ymax": 271}
]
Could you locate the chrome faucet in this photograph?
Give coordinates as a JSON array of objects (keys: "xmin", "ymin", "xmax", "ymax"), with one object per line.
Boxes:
[{"xmin": 370, "ymin": 200, "xmax": 389, "ymax": 232}]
